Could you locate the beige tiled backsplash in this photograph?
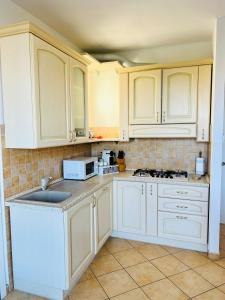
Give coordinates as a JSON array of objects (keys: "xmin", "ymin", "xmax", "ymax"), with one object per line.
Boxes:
[{"xmin": 92, "ymin": 138, "xmax": 208, "ymax": 173}]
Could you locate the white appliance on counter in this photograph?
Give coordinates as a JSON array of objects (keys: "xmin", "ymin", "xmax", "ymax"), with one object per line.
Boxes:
[{"xmin": 63, "ymin": 157, "xmax": 98, "ymax": 180}]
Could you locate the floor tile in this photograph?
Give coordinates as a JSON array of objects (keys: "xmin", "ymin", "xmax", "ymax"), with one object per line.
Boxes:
[
  {"xmin": 114, "ymin": 248, "xmax": 147, "ymax": 268},
  {"xmin": 90, "ymin": 254, "xmax": 122, "ymax": 277},
  {"xmin": 96, "ymin": 246, "xmax": 110, "ymax": 258},
  {"xmin": 151, "ymin": 254, "xmax": 189, "ymax": 276},
  {"xmin": 125, "ymin": 261, "xmax": 165, "ymax": 286},
  {"xmin": 192, "ymin": 288, "xmax": 225, "ymax": 299},
  {"xmin": 128, "ymin": 240, "xmax": 148, "ymax": 248},
  {"xmin": 218, "ymin": 283, "xmax": 225, "ymax": 293},
  {"xmin": 110, "ymin": 288, "xmax": 149, "ymax": 300},
  {"xmin": 136, "ymin": 244, "xmax": 169, "ymax": 260},
  {"xmin": 170, "ymin": 269, "xmax": 213, "ymax": 298},
  {"xmin": 4, "ymin": 291, "xmax": 46, "ymax": 300},
  {"xmin": 105, "ymin": 237, "xmax": 132, "ymax": 254},
  {"xmin": 142, "ymin": 278, "xmax": 188, "ymax": 300},
  {"xmin": 69, "ymin": 278, "xmax": 108, "ymax": 300},
  {"xmin": 79, "ymin": 268, "xmax": 95, "ymax": 282},
  {"xmin": 194, "ymin": 262, "xmax": 225, "ymax": 286},
  {"xmin": 216, "ymin": 258, "xmax": 225, "ymax": 268},
  {"xmin": 174, "ymin": 250, "xmax": 210, "ymax": 268},
  {"xmin": 162, "ymin": 245, "xmax": 182, "ymax": 254},
  {"xmin": 98, "ymin": 269, "xmax": 138, "ymax": 298}
]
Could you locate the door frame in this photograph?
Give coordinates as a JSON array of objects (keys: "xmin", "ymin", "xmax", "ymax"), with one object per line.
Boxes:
[{"xmin": 0, "ymin": 142, "xmax": 8, "ymax": 299}]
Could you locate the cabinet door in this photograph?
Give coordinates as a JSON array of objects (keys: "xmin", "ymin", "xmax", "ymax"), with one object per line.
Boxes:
[
  {"xmin": 129, "ymin": 70, "xmax": 161, "ymax": 124},
  {"xmin": 117, "ymin": 181, "xmax": 146, "ymax": 234},
  {"xmin": 32, "ymin": 35, "xmax": 71, "ymax": 147},
  {"xmin": 162, "ymin": 66, "xmax": 198, "ymax": 124},
  {"xmin": 70, "ymin": 57, "xmax": 88, "ymax": 142},
  {"xmin": 95, "ymin": 183, "xmax": 112, "ymax": 253},
  {"xmin": 146, "ymin": 183, "xmax": 158, "ymax": 236},
  {"xmin": 158, "ymin": 212, "xmax": 207, "ymax": 244},
  {"xmin": 197, "ymin": 65, "xmax": 212, "ymax": 142},
  {"xmin": 65, "ymin": 195, "xmax": 94, "ymax": 289}
]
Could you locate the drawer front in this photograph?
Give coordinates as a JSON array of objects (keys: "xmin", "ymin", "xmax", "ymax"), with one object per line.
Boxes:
[
  {"xmin": 158, "ymin": 212, "xmax": 208, "ymax": 244},
  {"xmin": 158, "ymin": 197, "xmax": 208, "ymax": 216},
  {"xmin": 158, "ymin": 184, "xmax": 208, "ymax": 201}
]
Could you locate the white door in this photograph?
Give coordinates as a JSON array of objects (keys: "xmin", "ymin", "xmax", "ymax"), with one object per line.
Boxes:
[
  {"xmin": 70, "ymin": 57, "xmax": 88, "ymax": 142},
  {"xmin": 162, "ymin": 66, "xmax": 198, "ymax": 124},
  {"xmin": 32, "ymin": 35, "xmax": 71, "ymax": 147},
  {"xmin": 117, "ymin": 181, "xmax": 146, "ymax": 234},
  {"xmin": 94, "ymin": 184, "xmax": 112, "ymax": 253},
  {"xmin": 65, "ymin": 195, "xmax": 94, "ymax": 289},
  {"xmin": 129, "ymin": 70, "xmax": 161, "ymax": 124}
]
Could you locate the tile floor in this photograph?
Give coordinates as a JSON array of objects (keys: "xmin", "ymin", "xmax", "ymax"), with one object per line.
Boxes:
[{"xmin": 5, "ymin": 224, "xmax": 225, "ymax": 300}]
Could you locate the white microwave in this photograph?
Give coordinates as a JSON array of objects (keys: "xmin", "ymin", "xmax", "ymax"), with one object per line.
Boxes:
[{"xmin": 63, "ymin": 157, "xmax": 98, "ymax": 180}]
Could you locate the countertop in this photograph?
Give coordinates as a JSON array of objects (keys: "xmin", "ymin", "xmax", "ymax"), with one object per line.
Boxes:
[{"xmin": 6, "ymin": 171, "xmax": 209, "ymax": 211}]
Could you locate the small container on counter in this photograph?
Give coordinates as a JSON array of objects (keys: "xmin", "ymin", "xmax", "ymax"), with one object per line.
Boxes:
[
  {"xmin": 196, "ymin": 151, "xmax": 206, "ymax": 176},
  {"xmin": 98, "ymin": 164, "xmax": 119, "ymax": 176}
]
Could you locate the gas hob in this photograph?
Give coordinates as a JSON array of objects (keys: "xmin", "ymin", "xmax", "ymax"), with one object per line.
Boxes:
[{"xmin": 133, "ymin": 169, "xmax": 188, "ymax": 181}]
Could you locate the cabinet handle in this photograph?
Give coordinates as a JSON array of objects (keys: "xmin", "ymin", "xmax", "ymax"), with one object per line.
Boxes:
[
  {"xmin": 176, "ymin": 205, "xmax": 188, "ymax": 209},
  {"xmin": 141, "ymin": 184, "xmax": 144, "ymax": 195},
  {"xmin": 103, "ymin": 186, "xmax": 109, "ymax": 192},
  {"xmin": 202, "ymin": 129, "xmax": 205, "ymax": 140},
  {"xmin": 163, "ymin": 111, "xmax": 166, "ymax": 123},
  {"xmin": 157, "ymin": 112, "xmax": 159, "ymax": 123},
  {"xmin": 176, "ymin": 191, "xmax": 188, "ymax": 195},
  {"xmin": 176, "ymin": 215, "xmax": 188, "ymax": 220}
]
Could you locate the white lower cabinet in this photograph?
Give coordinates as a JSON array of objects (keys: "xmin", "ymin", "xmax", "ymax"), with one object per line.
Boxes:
[
  {"xmin": 94, "ymin": 183, "xmax": 112, "ymax": 253},
  {"xmin": 9, "ymin": 182, "xmax": 112, "ymax": 300},
  {"xmin": 65, "ymin": 195, "xmax": 95, "ymax": 290},
  {"xmin": 114, "ymin": 180, "xmax": 209, "ymax": 250},
  {"xmin": 158, "ymin": 212, "xmax": 208, "ymax": 244},
  {"xmin": 117, "ymin": 181, "xmax": 146, "ymax": 234}
]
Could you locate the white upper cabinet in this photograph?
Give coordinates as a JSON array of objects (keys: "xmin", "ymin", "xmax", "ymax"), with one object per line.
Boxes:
[
  {"xmin": 129, "ymin": 70, "xmax": 161, "ymax": 124},
  {"xmin": 0, "ymin": 30, "xmax": 88, "ymax": 148},
  {"xmin": 162, "ymin": 66, "xmax": 198, "ymax": 124},
  {"xmin": 70, "ymin": 58, "xmax": 88, "ymax": 143},
  {"xmin": 32, "ymin": 36, "xmax": 71, "ymax": 147},
  {"xmin": 197, "ymin": 65, "xmax": 212, "ymax": 142}
]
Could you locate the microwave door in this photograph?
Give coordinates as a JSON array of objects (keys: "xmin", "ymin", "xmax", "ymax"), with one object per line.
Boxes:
[{"xmin": 85, "ymin": 161, "xmax": 94, "ymax": 177}]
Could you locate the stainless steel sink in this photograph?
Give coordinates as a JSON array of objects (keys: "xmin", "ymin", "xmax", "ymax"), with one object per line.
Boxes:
[{"xmin": 18, "ymin": 190, "xmax": 72, "ymax": 203}]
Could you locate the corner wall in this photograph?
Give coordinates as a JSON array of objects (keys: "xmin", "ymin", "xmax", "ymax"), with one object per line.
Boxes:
[{"xmin": 208, "ymin": 16, "xmax": 225, "ymax": 254}]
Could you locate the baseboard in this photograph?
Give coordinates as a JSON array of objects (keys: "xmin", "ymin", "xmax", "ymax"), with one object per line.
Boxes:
[{"xmin": 111, "ymin": 231, "xmax": 208, "ymax": 252}]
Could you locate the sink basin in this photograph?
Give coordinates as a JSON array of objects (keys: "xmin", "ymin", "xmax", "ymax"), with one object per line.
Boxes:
[{"xmin": 18, "ymin": 190, "xmax": 72, "ymax": 203}]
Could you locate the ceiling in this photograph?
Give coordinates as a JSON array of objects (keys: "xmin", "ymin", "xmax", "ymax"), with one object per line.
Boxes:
[{"xmin": 12, "ymin": 0, "xmax": 225, "ymax": 52}]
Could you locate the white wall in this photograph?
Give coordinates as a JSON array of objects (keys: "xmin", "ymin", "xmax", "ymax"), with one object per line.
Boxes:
[
  {"xmin": 208, "ymin": 16, "xmax": 225, "ymax": 254},
  {"xmin": 114, "ymin": 40, "xmax": 212, "ymax": 64}
]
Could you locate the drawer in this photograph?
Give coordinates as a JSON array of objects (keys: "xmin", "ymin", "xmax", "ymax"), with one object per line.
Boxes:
[
  {"xmin": 158, "ymin": 211, "xmax": 208, "ymax": 244},
  {"xmin": 158, "ymin": 184, "xmax": 208, "ymax": 201},
  {"xmin": 158, "ymin": 197, "xmax": 208, "ymax": 216}
]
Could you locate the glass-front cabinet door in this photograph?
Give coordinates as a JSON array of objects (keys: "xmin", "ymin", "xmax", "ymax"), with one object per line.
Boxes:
[{"xmin": 70, "ymin": 58, "xmax": 88, "ymax": 141}]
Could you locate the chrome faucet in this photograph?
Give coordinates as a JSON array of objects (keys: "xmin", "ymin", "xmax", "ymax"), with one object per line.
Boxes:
[{"xmin": 40, "ymin": 176, "xmax": 53, "ymax": 191}]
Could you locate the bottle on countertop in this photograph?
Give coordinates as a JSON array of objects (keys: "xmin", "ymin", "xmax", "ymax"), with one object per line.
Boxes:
[
  {"xmin": 117, "ymin": 150, "xmax": 126, "ymax": 172},
  {"xmin": 195, "ymin": 151, "xmax": 206, "ymax": 176}
]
